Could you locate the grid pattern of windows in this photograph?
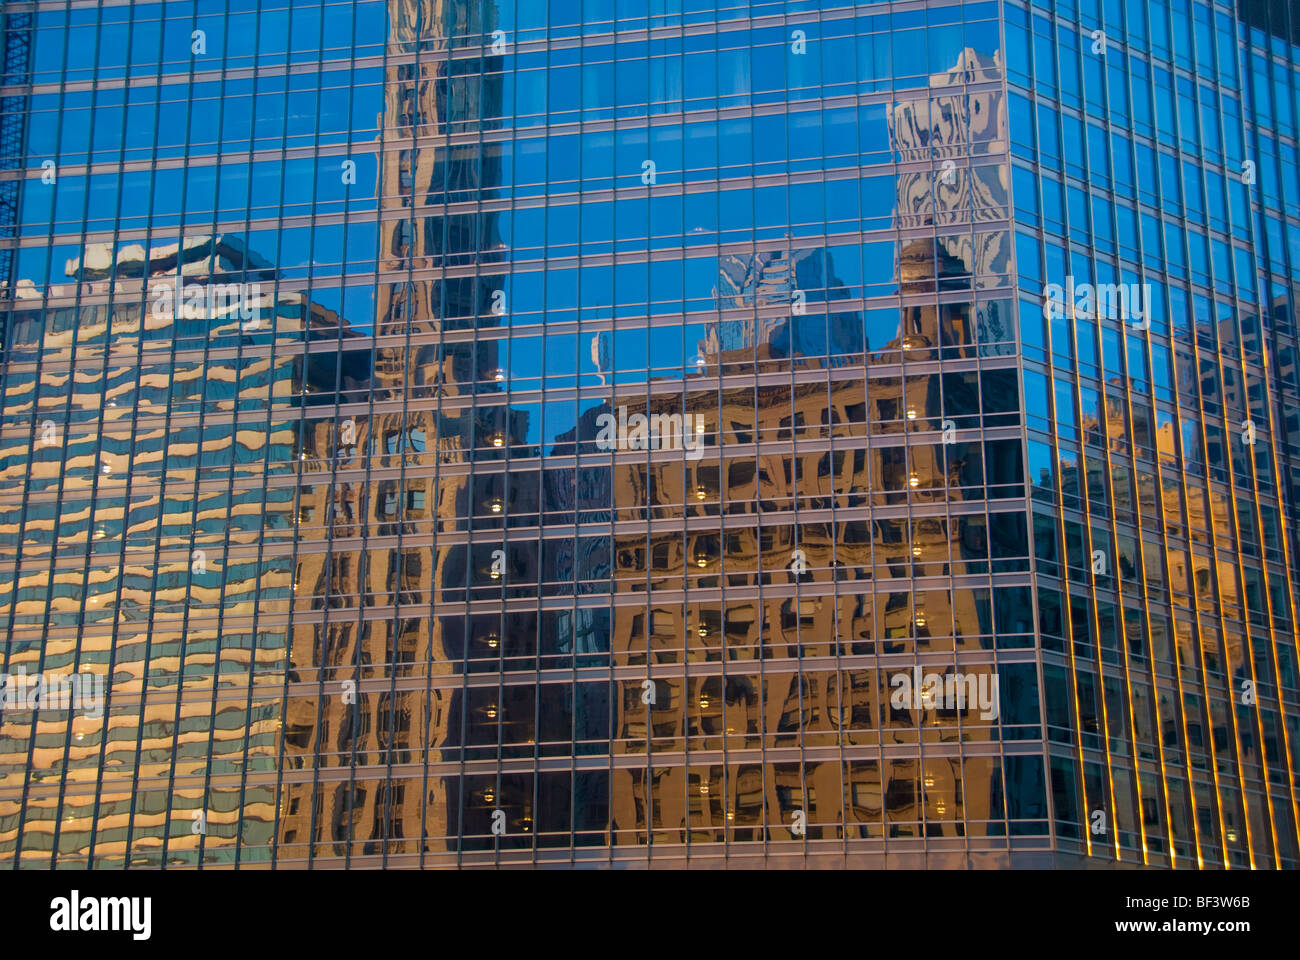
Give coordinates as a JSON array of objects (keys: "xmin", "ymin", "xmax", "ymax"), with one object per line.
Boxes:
[
  {"xmin": 1007, "ymin": 0, "xmax": 1300, "ymax": 868},
  {"xmin": 0, "ymin": 0, "xmax": 1293, "ymax": 869}
]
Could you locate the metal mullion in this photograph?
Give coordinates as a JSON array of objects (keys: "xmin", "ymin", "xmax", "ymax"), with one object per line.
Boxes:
[
  {"xmin": 303, "ymin": 352, "xmax": 347, "ymax": 870},
  {"xmin": 42, "ymin": 0, "xmax": 116, "ymax": 869},
  {"xmin": 56, "ymin": 9, "xmax": 146, "ymax": 865},
  {"xmin": 829, "ymin": 504, "xmax": 848, "ymax": 863},
  {"xmin": 443, "ymin": 6, "xmax": 477, "ymax": 852},
  {"xmin": 1089, "ymin": 41, "xmax": 1195, "ymax": 866},
  {"xmin": 497, "ymin": 93, "xmax": 524, "ymax": 860},
  {"xmin": 1200, "ymin": 306, "xmax": 1281, "ymax": 865},
  {"xmin": 273, "ymin": 0, "xmax": 361, "ymax": 861},
  {"xmin": 1170, "ymin": 75, "xmax": 1270, "ymax": 865},
  {"xmin": 1125, "ymin": 315, "xmax": 1223, "ymax": 868},
  {"xmin": 1117, "ymin": 333, "xmax": 1203, "ymax": 866},
  {"xmin": 95, "ymin": 0, "xmax": 166, "ymax": 869},
  {"xmin": 85, "ymin": 371, "xmax": 150, "ymax": 868},
  {"xmin": 270, "ymin": 418, "xmax": 309, "ymax": 870},
  {"xmin": 1025, "ymin": 39, "xmax": 1128, "ymax": 845},
  {"xmin": 1165, "ymin": 411, "xmax": 1234, "ymax": 867},
  {"xmin": 1071, "ymin": 340, "xmax": 1149, "ymax": 859},
  {"xmin": 186, "ymin": 1, "xmax": 246, "ymax": 864},
  {"xmin": 113, "ymin": 17, "xmax": 176, "ymax": 868},
  {"xmin": 718, "ymin": 383, "xmax": 732, "ymax": 858},
  {"xmin": 221, "ymin": 23, "xmax": 275, "ymax": 861},
  {"xmin": 1040, "ymin": 382, "xmax": 1111, "ymax": 859},
  {"xmin": 1016, "ymin": 7, "xmax": 1098, "ymax": 859},
  {"xmin": 1180, "ymin": 298, "xmax": 1260, "ymax": 866},
  {"xmin": 6, "ymin": 309, "xmax": 68, "ymax": 868},
  {"xmin": 1224, "ymin": 338, "xmax": 1298, "ymax": 860},
  {"xmin": 1060, "ymin": 356, "xmax": 1133, "ymax": 858},
  {"xmin": 343, "ymin": 428, "xmax": 375, "ymax": 867},
  {"xmin": 420, "ymin": 115, "xmax": 456, "ymax": 861},
  {"xmin": 374, "ymin": 1, "xmax": 405, "ymax": 873},
  {"xmin": 1092, "ymin": 0, "xmax": 1189, "ymax": 868},
  {"xmin": 1058, "ymin": 530, "xmax": 1119, "ymax": 864},
  {"xmin": 309, "ymin": 0, "xmax": 364, "ymax": 871},
  {"xmin": 268, "ymin": 0, "xmax": 329, "ymax": 871},
  {"xmin": 378, "ymin": 328, "xmax": 413, "ymax": 868},
  {"xmin": 684, "ymin": 355, "xmax": 700, "ymax": 859},
  {"xmin": 1148, "ymin": 8, "xmax": 1257, "ymax": 871},
  {"xmin": 784, "ymin": 237, "xmax": 811, "ymax": 861},
  {"xmin": 1141, "ymin": 2, "xmax": 1262, "ymax": 867},
  {"xmin": 1092, "ymin": 399, "xmax": 1159, "ymax": 863},
  {"xmin": 1134, "ymin": 16, "xmax": 1242, "ymax": 870},
  {"xmin": 1224, "ymin": 0, "xmax": 1300, "ymax": 862},
  {"xmin": 339, "ymin": 0, "xmax": 382, "ymax": 869}
]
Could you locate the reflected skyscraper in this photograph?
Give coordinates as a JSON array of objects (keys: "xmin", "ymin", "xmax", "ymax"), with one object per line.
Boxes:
[{"xmin": 0, "ymin": 0, "xmax": 1297, "ymax": 869}]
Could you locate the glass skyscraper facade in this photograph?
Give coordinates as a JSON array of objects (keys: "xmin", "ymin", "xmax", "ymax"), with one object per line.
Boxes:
[
  {"xmin": 1008, "ymin": 0, "xmax": 1300, "ymax": 869},
  {"xmin": 0, "ymin": 0, "xmax": 1295, "ymax": 869}
]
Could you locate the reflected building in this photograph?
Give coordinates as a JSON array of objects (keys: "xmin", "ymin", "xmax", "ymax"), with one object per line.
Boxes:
[
  {"xmin": 1, "ymin": 0, "xmax": 1297, "ymax": 869},
  {"xmin": 0, "ymin": 232, "xmax": 341, "ymax": 864}
]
